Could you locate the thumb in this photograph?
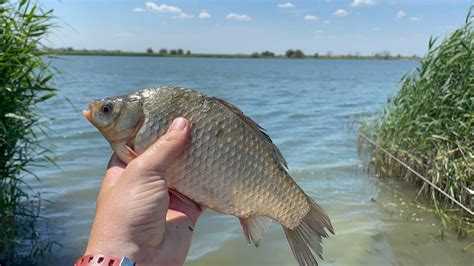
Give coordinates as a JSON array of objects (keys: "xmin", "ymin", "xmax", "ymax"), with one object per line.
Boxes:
[{"xmin": 131, "ymin": 117, "xmax": 190, "ymax": 174}]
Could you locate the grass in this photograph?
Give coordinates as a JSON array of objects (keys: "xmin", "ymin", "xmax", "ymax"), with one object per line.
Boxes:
[
  {"xmin": 358, "ymin": 5, "xmax": 473, "ymax": 236},
  {"xmin": 0, "ymin": 0, "xmax": 57, "ymax": 263}
]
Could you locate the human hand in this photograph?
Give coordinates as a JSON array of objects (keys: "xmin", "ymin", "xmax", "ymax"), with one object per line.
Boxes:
[{"xmin": 85, "ymin": 117, "xmax": 204, "ymax": 265}]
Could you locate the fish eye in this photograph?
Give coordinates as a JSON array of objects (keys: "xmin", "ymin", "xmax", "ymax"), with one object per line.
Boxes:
[{"xmin": 101, "ymin": 103, "xmax": 113, "ymax": 114}]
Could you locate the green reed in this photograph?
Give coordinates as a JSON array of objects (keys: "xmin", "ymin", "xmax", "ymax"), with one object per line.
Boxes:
[
  {"xmin": 359, "ymin": 6, "xmax": 473, "ymax": 235},
  {"xmin": 1, "ymin": 0, "xmax": 57, "ymax": 263}
]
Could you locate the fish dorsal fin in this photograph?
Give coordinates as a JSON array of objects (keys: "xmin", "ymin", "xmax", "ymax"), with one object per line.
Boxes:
[
  {"xmin": 239, "ymin": 216, "xmax": 273, "ymax": 247},
  {"xmin": 211, "ymin": 97, "xmax": 288, "ymax": 169}
]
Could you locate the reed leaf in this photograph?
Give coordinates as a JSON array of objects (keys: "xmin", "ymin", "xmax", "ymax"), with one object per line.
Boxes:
[
  {"xmin": 359, "ymin": 5, "xmax": 474, "ymax": 235},
  {"xmin": 1, "ymin": 0, "xmax": 57, "ymax": 264}
]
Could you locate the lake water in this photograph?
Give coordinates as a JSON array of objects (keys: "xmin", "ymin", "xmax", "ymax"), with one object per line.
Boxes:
[{"xmin": 35, "ymin": 56, "xmax": 472, "ymax": 265}]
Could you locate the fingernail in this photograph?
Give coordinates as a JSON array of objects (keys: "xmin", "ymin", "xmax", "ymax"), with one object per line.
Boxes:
[{"xmin": 170, "ymin": 117, "xmax": 187, "ymax": 132}]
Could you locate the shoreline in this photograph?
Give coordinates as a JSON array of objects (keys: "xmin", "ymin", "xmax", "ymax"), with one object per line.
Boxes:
[{"xmin": 48, "ymin": 51, "xmax": 422, "ymax": 61}]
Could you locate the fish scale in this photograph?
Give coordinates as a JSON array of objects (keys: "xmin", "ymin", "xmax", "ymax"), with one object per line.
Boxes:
[{"xmin": 84, "ymin": 86, "xmax": 334, "ymax": 265}]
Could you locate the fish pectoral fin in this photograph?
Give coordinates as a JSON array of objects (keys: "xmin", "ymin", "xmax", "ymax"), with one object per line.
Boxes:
[
  {"xmin": 124, "ymin": 143, "xmax": 138, "ymax": 159},
  {"xmin": 169, "ymin": 189, "xmax": 202, "ymax": 212},
  {"xmin": 239, "ymin": 216, "xmax": 273, "ymax": 248}
]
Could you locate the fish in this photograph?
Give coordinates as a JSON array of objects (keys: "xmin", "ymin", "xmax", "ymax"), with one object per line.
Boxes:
[{"xmin": 83, "ymin": 86, "xmax": 334, "ymax": 265}]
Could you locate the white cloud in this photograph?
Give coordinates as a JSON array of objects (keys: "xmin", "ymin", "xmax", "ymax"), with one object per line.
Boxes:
[
  {"xmin": 371, "ymin": 27, "xmax": 381, "ymax": 31},
  {"xmin": 226, "ymin": 13, "xmax": 251, "ymax": 21},
  {"xmin": 199, "ymin": 10, "xmax": 211, "ymax": 19},
  {"xmin": 411, "ymin": 16, "xmax": 422, "ymax": 21},
  {"xmin": 315, "ymin": 30, "xmax": 323, "ymax": 34},
  {"xmin": 323, "ymin": 20, "xmax": 331, "ymax": 24},
  {"xmin": 396, "ymin": 10, "xmax": 407, "ymax": 19},
  {"xmin": 172, "ymin": 13, "xmax": 194, "ymax": 19},
  {"xmin": 333, "ymin": 9, "xmax": 348, "ymax": 17},
  {"xmin": 351, "ymin": 0, "xmax": 374, "ymax": 7},
  {"xmin": 278, "ymin": 2, "xmax": 295, "ymax": 8},
  {"xmin": 145, "ymin": 2, "xmax": 182, "ymax": 14},
  {"xmin": 137, "ymin": 2, "xmax": 195, "ymax": 20},
  {"xmin": 304, "ymin": 15, "xmax": 318, "ymax": 21}
]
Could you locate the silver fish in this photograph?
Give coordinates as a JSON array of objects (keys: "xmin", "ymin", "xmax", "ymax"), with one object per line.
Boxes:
[{"xmin": 83, "ymin": 87, "xmax": 334, "ymax": 265}]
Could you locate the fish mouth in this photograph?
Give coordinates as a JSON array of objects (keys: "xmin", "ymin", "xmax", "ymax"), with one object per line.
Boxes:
[{"xmin": 82, "ymin": 109, "xmax": 93, "ymax": 123}]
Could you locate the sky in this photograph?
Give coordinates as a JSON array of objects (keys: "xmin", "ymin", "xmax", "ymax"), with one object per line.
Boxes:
[{"xmin": 41, "ymin": 0, "xmax": 473, "ymax": 56}]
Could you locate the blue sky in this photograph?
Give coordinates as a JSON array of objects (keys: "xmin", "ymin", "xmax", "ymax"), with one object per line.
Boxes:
[{"xmin": 42, "ymin": 0, "xmax": 472, "ymax": 56}]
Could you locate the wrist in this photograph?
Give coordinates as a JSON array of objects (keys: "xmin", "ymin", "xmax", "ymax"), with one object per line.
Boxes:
[
  {"xmin": 85, "ymin": 233, "xmax": 141, "ymax": 261},
  {"xmin": 75, "ymin": 254, "xmax": 137, "ymax": 266}
]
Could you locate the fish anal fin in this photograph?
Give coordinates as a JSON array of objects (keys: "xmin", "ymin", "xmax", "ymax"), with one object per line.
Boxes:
[{"xmin": 239, "ymin": 216, "xmax": 272, "ymax": 248}]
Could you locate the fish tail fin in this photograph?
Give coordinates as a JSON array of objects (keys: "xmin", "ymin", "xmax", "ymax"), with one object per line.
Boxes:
[{"xmin": 283, "ymin": 197, "xmax": 334, "ymax": 266}]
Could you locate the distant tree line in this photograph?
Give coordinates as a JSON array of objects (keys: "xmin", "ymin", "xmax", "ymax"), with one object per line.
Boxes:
[
  {"xmin": 250, "ymin": 49, "xmax": 306, "ymax": 59},
  {"xmin": 251, "ymin": 50, "xmax": 276, "ymax": 58},
  {"xmin": 373, "ymin": 50, "xmax": 392, "ymax": 60},
  {"xmin": 48, "ymin": 47, "xmax": 194, "ymax": 56},
  {"xmin": 285, "ymin": 49, "xmax": 305, "ymax": 58},
  {"xmin": 48, "ymin": 47, "xmax": 420, "ymax": 60},
  {"xmin": 147, "ymin": 48, "xmax": 191, "ymax": 56}
]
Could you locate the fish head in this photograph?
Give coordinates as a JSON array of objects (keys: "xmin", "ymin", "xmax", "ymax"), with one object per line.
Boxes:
[{"xmin": 83, "ymin": 95, "xmax": 143, "ymax": 143}]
